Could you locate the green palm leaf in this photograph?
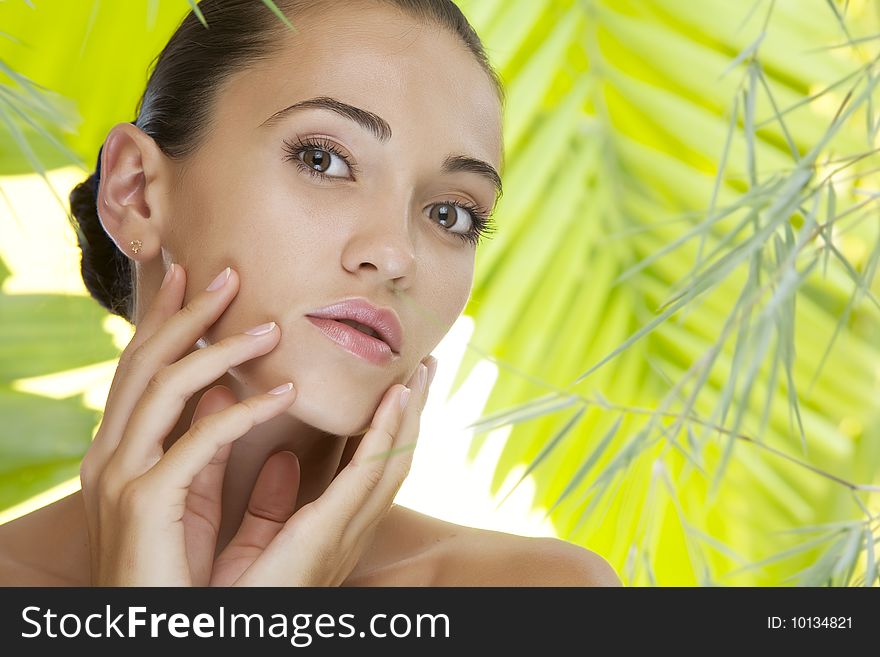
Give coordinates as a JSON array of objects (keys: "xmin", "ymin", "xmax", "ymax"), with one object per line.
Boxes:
[{"xmin": 452, "ymin": 0, "xmax": 880, "ymax": 585}]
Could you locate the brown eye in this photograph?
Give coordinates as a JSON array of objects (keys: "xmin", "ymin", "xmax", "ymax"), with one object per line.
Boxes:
[
  {"xmin": 282, "ymin": 137, "xmax": 356, "ymax": 179},
  {"xmin": 302, "ymin": 148, "xmax": 331, "ymax": 172},
  {"xmin": 429, "ymin": 203, "xmax": 471, "ymax": 234}
]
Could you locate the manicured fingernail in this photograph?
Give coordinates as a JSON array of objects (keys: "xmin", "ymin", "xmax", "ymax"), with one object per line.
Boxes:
[
  {"xmin": 245, "ymin": 321, "xmax": 276, "ymax": 336},
  {"xmin": 268, "ymin": 382, "xmax": 293, "ymax": 395},
  {"xmin": 160, "ymin": 263, "xmax": 176, "ymax": 290},
  {"xmin": 399, "ymin": 386, "xmax": 411, "ymax": 411},
  {"xmin": 416, "ymin": 363, "xmax": 428, "ymax": 392},
  {"xmin": 425, "ymin": 356, "xmax": 438, "ymax": 387},
  {"xmin": 206, "ymin": 266, "xmax": 231, "ymax": 291}
]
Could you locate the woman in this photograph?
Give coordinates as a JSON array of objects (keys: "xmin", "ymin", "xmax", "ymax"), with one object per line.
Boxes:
[{"xmin": 0, "ymin": 0, "xmax": 621, "ymax": 586}]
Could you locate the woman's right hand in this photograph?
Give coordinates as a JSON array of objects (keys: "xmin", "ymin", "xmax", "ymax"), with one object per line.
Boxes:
[{"xmin": 79, "ymin": 263, "xmax": 298, "ymax": 585}]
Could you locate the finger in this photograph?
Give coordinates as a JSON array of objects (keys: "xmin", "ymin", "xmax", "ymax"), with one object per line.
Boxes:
[
  {"xmin": 182, "ymin": 385, "xmax": 238, "ymax": 585},
  {"xmin": 106, "ymin": 264, "xmax": 185, "ymax": 395},
  {"xmin": 133, "ymin": 381, "xmax": 298, "ymax": 520},
  {"xmin": 327, "ymin": 355, "xmax": 435, "ymax": 482},
  {"xmin": 86, "ymin": 263, "xmax": 187, "ymax": 469},
  {"xmin": 349, "ymin": 358, "xmax": 433, "ymax": 537},
  {"xmin": 297, "ymin": 381, "xmax": 410, "ymax": 531},
  {"xmin": 425, "ymin": 353, "xmax": 438, "ymax": 389},
  {"xmin": 231, "ymin": 383, "xmax": 409, "ymax": 586},
  {"xmin": 92, "ymin": 265, "xmax": 239, "ymax": 464},
  {"xmin": 108, "ymin": 319, "xmax": 281, "ymax": 480},
  {"xmin": 124, "ymin": 263, "xmax": 187, "ymax": 351},
  {"xmin": 211, "ymin": 451, "xmax": 300, "ymax": 586}
]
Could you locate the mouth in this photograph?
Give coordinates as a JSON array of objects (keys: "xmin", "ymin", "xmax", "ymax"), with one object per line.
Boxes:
[
  {"xmin": 305, "ymin": 297, "xmax": 403, "ymax": 366},
  {"xmin": 337, "ymin": 318, "xmax": 382, "ymax": 340},
  {"xmin": 305, "ymin": 317, "xmax": 397, "ymax": 366}
]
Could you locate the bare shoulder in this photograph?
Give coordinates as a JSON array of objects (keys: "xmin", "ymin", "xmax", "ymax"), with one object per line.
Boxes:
[
  {"xmin": 504, "ymin": 535, "xmax": 623, "ymax": 587},
  {"xmin": 0, "ymin": 491, "xmax": 90, "ymax": 586},
  {"xmin": 0, "ymin": 546, "xmax": 60, "ymax": 586},
  {"xmin": 381, "ymin": 505, "xmax": 622, "ymax": 587},
  {"xmin": 437, "ymin": 526, "xmax": 622, "ymax": 587},
  {"xmin": 0, "ymin": 513, "xmax": 47, "ymax": 586}
]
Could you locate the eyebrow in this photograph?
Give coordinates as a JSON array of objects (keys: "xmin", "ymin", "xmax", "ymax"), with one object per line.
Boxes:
[{"xmin": 259, "ymin": 95, "xmax": 503, "ymax": 199}]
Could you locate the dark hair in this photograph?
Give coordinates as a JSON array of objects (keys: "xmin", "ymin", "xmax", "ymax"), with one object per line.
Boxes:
[{"xmin": 68, "ymin": 0, "xmax": 504, "ymax": 324}]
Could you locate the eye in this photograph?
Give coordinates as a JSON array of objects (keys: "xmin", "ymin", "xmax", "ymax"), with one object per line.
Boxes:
[
  {"xmin": 429, "ymin": 202, "xmax": 472, "ymax": 234},
  {"xmin": 283, "ymin": 137, "xmax": 496, "ymax": 246},
  {"xmin": 427, "ymin": 200, "xmax": 495, "ymax": 246},
  {"xmin": 282, "ymin": 136, "xmax": 357, "ymax": 180}
]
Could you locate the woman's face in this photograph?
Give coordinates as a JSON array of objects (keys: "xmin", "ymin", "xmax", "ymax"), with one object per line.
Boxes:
[{"xmin": 163, "ymin": 4, "xmax": 503, "ymax": 435}]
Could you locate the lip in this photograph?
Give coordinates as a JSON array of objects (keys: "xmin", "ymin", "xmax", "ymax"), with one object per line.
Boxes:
[{"xmin": 305, "ymin": 298, "xmax": 403, "ymax": 366}]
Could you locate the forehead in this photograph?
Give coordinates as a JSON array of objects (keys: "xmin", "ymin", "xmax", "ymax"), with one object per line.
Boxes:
[{"xmin": 217, "ymin": 3, "xmax": 502, "ymax": 168}]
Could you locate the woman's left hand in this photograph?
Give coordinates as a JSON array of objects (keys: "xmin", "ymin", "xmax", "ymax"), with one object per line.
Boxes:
[{"xmin": 205, "ymin": 354, "xmax": 437, "ymax": 586}]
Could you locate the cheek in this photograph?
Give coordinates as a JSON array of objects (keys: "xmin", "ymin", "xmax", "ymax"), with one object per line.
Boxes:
[
  {"xmin": 416, "ymin": 252, "xmax": 474, "ymax": 348},
  {"xmin": 440, "ymin": 254, "xmax": 475, "ymax": 318}
]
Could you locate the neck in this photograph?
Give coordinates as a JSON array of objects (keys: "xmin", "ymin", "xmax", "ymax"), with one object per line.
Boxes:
[{"xmin": 163, "ymin": 352, "xmax": 359, "ymax": 554}]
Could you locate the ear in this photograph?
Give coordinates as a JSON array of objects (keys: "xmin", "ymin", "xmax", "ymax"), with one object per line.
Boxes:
[{"xmin": 96, "ymin": 122, "xmax": 174, "ymax": 261}]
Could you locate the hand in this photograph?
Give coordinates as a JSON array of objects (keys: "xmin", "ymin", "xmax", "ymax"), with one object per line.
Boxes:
[
  {"xmin": 79, "ymin": 264, "xmax": 297, "ymax": 585},
  {"xmin": 207, "ymin": 352, "xmax": 436, "ymax": 586}
]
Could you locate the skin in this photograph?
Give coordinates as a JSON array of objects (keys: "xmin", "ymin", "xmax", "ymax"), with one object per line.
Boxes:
[
  {"xmin": 0, "ymin": 3, "xmax": 622, "ymax": 586},
  {"xmin": 96, "ymin": 2, "xmax": 501, "ymax": 564}
]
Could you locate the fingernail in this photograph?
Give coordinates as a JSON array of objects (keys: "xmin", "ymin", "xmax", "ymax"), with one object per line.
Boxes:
[
  {"xmin": 425, "ymin": 356, "xmax": 438, "ymax": 387},
  {"xmin": 160, "ymin": 263, "xmax": 176, "ymax": 290},
  {"xmin": 406, "ymin": 363, "xmax": 427, "ymax": 391},
  {"xmin": 268, "ymin": 382, "xmax": 293, "ymax": 395},
  {"xmin": 417, "ymin": 363, "xmax": 428, "ymax": 392},
  {"xmin": 245, "ymin": 321, "xmax": 276, "ymax": 336},
  {"xmin": 206, "ymin": 266, "xmax": 231, "ymax": 291},
  {"xmin": 399, "ymin": 386, "xmax": 411, "ymax": 411}
]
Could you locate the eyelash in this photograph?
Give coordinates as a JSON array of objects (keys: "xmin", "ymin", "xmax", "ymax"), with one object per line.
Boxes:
[{"xmin": 281, "ymin": 136, "xmax": 497, "ymax": 246}]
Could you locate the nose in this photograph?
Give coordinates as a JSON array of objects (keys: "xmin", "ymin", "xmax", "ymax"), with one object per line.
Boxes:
[{"xmin": 340, "ymin": 203, "xmax": 417, "ymax": 291}]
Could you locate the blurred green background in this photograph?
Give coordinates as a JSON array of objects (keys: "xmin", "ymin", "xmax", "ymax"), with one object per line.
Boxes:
[{"xmin": 1, "ymin": 0, "xmax": 879, "ymax": 586}]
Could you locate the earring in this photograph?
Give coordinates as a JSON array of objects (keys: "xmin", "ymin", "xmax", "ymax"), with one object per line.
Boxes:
[{"xmin": 130, "ymin": 239, "xmax": 142, "ymax": 254}]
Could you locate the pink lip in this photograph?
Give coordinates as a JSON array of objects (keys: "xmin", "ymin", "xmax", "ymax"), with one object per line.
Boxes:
[
  {"xmin": 306, "ymin": 317, "xmax": 395, "ymax": 365},
  {"xmin": 305, "ymin": 298, "xmax": 403, "ymax": 366}
]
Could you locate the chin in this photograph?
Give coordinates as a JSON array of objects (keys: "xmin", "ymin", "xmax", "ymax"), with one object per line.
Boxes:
[
  {"xmin": 229, "ymin": 367, "xmax": 383, "ymax": 436},
  {"xmin": 228, "ymin": 335, "xmax": 406, "ymax": 437},
  {"xmin": 285, "ymin": 384, "xmax": 379, "ymax": 437}
]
